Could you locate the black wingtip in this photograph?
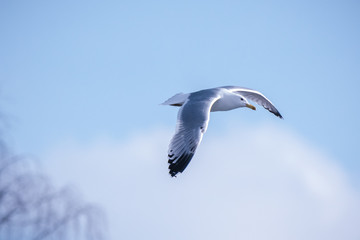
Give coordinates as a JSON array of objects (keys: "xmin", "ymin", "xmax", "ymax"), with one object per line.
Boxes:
[
  {"xmin": 272, "ymin": 109, "xmax": 283, "ymax": 119},
  {"xmin": 169, "ymin": 170, "xmax": 178, "ymax": 177},
  {"xmin": 168, "ymin": 152, "xmax": 194, "ymax": 177}
]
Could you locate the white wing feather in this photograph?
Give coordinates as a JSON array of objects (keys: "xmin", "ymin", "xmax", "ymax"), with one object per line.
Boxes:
[
  {"xmin": 168, "ymin": 92, "xmax": 220, "ymax": 177},
  {"xmin": 222, "ymin": 86, "xmax": 283, "ymax": 118}
]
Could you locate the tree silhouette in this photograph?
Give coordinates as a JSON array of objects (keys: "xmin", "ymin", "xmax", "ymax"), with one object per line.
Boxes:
[{"xmin": 0, "ymin": 120, "xmax": 107, "ymax": 240}]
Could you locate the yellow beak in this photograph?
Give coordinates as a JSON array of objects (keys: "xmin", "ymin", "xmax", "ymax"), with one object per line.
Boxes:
[{"xmin": 246, "ymin": 103, "xmax": 256, "ymax": 110}]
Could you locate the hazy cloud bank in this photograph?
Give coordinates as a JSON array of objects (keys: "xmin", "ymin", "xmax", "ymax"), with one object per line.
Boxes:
[{"xmin": 43, "ymin": 124, "xmax": 360, "ymax": 240}]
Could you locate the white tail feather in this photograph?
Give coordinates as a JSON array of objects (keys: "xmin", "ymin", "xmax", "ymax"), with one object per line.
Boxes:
[{"xmin": 161, "ymin": 93, "xmax": 190, "ymax": 106}]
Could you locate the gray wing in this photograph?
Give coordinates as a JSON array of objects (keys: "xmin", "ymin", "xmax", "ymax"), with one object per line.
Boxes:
[
  {"xmin": 222, "ymin": 86, "xmax": 283, "ymax": 119},
  {"xmin": 168, "ymin": 94, "xmax": 220, "ymax": 177}
]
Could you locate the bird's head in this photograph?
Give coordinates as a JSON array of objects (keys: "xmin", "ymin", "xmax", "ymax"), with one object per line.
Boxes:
[{"xmin": 238, "ymin": 95, "xmax": 256, "ymax": 110}]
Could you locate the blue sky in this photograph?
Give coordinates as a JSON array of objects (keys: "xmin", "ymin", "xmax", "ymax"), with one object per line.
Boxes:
[
  {"xmin": 1, "ymin": 1, "xmax": 360, "ymax": 239},
  {"xmin": 2, "ymin": 0, "xmax": 359, "ymax": 172}
]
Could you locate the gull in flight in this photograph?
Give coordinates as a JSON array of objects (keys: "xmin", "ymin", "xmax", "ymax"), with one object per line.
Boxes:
[{"xmin": 162, "ymin": 86, "xmax": 283, "ymax": 177}]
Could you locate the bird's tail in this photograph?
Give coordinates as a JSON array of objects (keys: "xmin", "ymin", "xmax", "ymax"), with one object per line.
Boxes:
[{"xmin": 161, "ymin": 93, "xmax": 190, "ymax": 107}]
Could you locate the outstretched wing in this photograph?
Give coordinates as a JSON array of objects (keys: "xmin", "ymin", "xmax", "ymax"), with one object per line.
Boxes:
[
  {"xmin": 168, "ymin": 93, "xmax": 221, "ymax": 177},
  {"xmin": 222, "ymin": 86, "xmax": 283, "ymax": 119}
]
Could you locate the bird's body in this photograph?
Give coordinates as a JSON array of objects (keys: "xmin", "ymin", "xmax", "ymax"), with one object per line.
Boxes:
[{"xmin": 162, "ymin": 86, "xmax": 282, "ymax": 177}]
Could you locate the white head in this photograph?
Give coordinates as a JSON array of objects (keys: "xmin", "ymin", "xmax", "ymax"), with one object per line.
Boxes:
[
  {"xmin": 211, "ymin": 90, "xmax": 256, "ymax": 112},
  {"xmin": 237, "ymin": 94, "xmax": 256, "ymax": 110}
]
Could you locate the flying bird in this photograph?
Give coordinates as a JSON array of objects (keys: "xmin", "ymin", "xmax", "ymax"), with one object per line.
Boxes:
[{"xmin": 162, "ymin": 86, "xmax": 283, "ymax": 177}]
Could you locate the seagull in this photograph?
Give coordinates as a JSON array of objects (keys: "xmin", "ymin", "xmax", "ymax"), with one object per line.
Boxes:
[{"xmin": 162, "ymin": 86, "xmax": 283, "ymax": 177}]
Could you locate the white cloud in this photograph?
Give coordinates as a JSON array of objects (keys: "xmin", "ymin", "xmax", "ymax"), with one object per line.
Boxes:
[{"xmin": 43, "ymin": 124, "xmax": 360, "ymax": 240}]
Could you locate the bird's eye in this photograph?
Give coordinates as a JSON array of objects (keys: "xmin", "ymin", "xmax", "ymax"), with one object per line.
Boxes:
[{"xmin": 240, "ymin": 98, "xmax": 244, "ymax": 101}]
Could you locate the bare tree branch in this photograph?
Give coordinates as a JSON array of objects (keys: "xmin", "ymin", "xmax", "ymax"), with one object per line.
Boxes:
[{"xmin": 0, "ymin": 117, "xmax": 107, "ymax": 240}]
